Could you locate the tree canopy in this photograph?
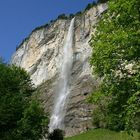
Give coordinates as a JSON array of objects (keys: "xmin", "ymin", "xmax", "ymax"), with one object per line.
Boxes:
[
  {"xmin": 0, "ymin": 61, "xmax": 48, "ymax": 140},
  {"xmin": 90, "ymin": 0, "xmax": 140, "ymax": 132}
]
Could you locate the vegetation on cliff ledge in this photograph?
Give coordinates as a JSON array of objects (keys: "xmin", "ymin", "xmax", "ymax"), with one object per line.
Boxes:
[
  {"xmin": 90, "ymin": 0, "xmax": 140, "ymax": 132},
  {"xmin": 16, "ymin": 0, "xmax": 100, "ymax": 51}
]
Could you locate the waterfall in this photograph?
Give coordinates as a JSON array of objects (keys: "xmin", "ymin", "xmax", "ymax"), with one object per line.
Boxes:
[{"xmin": 49, "ymin": 18, "xmax": 75, "ymax": 133}]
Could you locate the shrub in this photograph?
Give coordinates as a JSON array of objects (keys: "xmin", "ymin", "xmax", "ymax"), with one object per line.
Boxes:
[
  {"xmin": 58, "ymin": 14, "xmax": 68, "ymax": 19},
  {"xmin": 48, "ymin": 129, "xmax": 64, "ymax": 140}
]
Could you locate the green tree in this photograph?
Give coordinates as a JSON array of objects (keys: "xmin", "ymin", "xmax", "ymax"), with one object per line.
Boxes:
[
  {"xmin": 90, "ymin": 0, "xmax": 140, "ymax": 131},
  {"xmin": 69, "ymin": 14, "xmax": 74, "ymax": 19},
  {"xmin": 98, "ymin": 0, "xmax": 108, "ymax": 3},
  {"xmin": 0, "ymin": 61, "xmax": 48, "ymax": 139},
  {"xmin": 75, "ymin": 11, "xmax": 82, "ymax": 16},
  {"xmin": 57, "ymin": 14, "xmax": 68, "ymax": 19},
  {"xmin": 16, "ymin": 101, "xmax": 48, "ymax": 140},
  {"xmin": 85, "ymin": 3, "xmax": 96, "ymax": 11}
]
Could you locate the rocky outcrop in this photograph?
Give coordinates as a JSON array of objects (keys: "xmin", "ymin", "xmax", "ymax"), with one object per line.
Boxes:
[{"xmin": 11, "ymin": 3, "xmax": 107, "ymax": 137}]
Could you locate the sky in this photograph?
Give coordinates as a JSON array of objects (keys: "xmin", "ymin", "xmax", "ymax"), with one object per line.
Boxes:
[{"xmin": 0, "ymin": 0, "xmax": 97, "ymax": 63}]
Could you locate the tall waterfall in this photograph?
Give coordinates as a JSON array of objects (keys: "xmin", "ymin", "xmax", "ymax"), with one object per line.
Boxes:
[{"xmin": 49, "ymin": 18, "xmax": 75, "ymax": 133}]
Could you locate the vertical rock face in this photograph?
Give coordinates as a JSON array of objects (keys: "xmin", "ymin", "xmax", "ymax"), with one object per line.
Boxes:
[{"xmin": 11, "ymin": 3, "xmax": 107, "ymax": 137}]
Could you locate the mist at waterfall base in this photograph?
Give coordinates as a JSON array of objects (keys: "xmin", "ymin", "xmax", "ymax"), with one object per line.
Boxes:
[{"xmin": 49, "ymin": 18, "xmax": 75, "ymax": 133}]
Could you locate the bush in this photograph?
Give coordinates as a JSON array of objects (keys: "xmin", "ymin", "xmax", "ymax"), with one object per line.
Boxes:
[
  {"xmin": 48, "ymin": 129, "xmax": 64, "ymax": 140},
  {"xmin": 69, "ymin": 14, "xmax": 74, "ymax": 19},
  {"xmin": 75, "ymin": 11, "xmax": 82, "ymax": 16},
  {"xmin": 98, "ymin": 0, "xmax": 108, "ymax": 3},
  {"xmin": 85, "ymin": 3, "xmax": 93, "ymax": 11},
  {"xmin": 58, "ymin": 14, "xmax": 68, "ymax": 19}
]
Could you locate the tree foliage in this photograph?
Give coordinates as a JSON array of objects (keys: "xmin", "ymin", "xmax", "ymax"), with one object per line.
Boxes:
[
  {"xmin": 98, "ymin": 0, "xmax": 108, "ymax": 3},
  {"xmin": 84, "ymin": 2, "xmax": 97, "ymax": 11},
  {"xmin": 16, "ymin": 101, "xmax": 48, "ymax": 140},
  {"xmin": 57, "ymin": 14, "xmax": 68, "ymax": 19},
  {"xmin": 0, "ymin": 61, "xmax": 48, "ymax": 140},
  {"xmin": 90, "ymin": 0, "xmax": 140, "ymax": 131}
]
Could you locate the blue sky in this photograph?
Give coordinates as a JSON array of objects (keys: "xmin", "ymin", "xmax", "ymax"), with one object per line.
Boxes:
[{"xmin": 0, "ymin": 0, "xmax": 97, "ymax": 62}]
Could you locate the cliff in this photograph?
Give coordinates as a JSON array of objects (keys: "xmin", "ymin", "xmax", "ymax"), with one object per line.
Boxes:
[{"xmin": 11, "ymin": 3, "xmax": 107, "ymax": 137}]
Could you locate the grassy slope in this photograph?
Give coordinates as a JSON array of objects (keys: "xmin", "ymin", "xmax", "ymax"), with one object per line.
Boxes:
[{"xmin": 65, "ymin": 129, "xmax": 140, "ymax": 140}]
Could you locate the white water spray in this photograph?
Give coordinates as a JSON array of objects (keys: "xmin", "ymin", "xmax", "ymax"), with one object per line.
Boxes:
[{"xmin": 49, "ymin": 18, "xmax": 75, "ymax": 133}]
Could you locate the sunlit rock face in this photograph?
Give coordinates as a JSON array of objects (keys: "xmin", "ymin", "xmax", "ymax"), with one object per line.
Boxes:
[{"xmin": 11, "ymin": 3, "xmax": 107, "ymax": 137}]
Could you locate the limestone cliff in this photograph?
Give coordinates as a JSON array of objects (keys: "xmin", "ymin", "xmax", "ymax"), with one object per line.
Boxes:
[{"xmin": 11, "ymin": 3, "xmax": 107, "ymax": 137}]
